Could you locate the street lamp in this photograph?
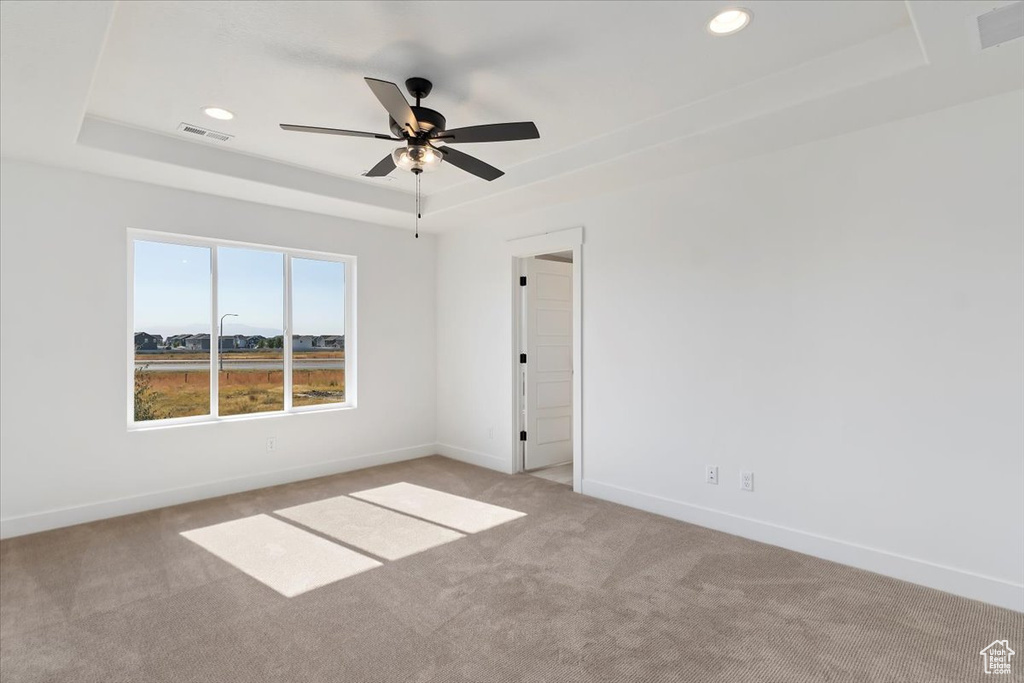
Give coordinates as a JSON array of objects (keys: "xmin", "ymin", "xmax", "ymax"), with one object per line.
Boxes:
[{"xmin": 219, "ymin": 313, "xmax": 238, "ymax": 371}]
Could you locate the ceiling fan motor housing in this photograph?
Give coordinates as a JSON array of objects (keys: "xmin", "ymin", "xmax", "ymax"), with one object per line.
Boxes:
[{"xmin": 389, "ymin": 107, "xmax": 446, "ymax": 138}]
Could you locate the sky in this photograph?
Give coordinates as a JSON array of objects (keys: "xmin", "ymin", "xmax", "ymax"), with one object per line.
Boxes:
[{"xmin": 134, "ymin": 240, "xmax": 345, "ymax": 337}]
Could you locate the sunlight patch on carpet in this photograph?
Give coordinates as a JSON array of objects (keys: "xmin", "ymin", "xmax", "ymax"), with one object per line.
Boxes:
[
  {"xmin": 349, "ymin": 482, "xmax": 526, "ymax": 533},
  {"xmin": 181, "ymin": 514, "xmax": 381, "ymax": 597},
  {"xmin": 276, "ymin": 495, "xmax": 465, "ymax": 561}
]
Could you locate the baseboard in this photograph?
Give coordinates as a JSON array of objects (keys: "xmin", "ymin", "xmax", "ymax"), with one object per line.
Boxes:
[
  {"xmin": 435, "ymin": 443, "xmax": 515, "ymax": 474},
  {"xmin": 581, "ymin": 478, "xmax": 1023, "ymax": 612},
  {"xmin": 0, "ymin": 443, "xmax": 437, "ymax": 539}
]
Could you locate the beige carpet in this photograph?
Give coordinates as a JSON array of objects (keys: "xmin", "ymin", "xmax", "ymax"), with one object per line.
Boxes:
[{"xmin": 1, "ymin": 455, "xmax": 1021, "ymax": 682}]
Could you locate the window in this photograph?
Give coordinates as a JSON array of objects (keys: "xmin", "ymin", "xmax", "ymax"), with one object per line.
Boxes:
[
  {"xmin": 217, "ymin": 247, "xmax": 285, "ymax": 416},
  {"xmin": 291, "ymin": 257, "xmax": 346, "ymax": 408},
  {"xmin": 133, "ymin": 240, "xmax": 212, "ymax": 420},
  {"xmin": 130, "ymin": 231, "xmax": 354, "ymax": 427}
]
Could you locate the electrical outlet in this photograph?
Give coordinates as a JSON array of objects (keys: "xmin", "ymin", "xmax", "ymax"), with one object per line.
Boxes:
[
  {"xmin": 740, "ymin": 471, "xmax": 754, "ymax": 491},
  {"xmin": 705, "ymin": 465, "xmax": 719, "ymax": 485},
  {"xmin": 266, "ymin": 437, "xmax": 277, "ymax": 452},
  {"xmin": 487, "ymin": 427, "xmax": 494, "ymax": 440}
]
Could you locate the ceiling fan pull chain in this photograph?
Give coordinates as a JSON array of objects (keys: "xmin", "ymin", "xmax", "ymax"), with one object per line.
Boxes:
[{"xmin": 415, "ymin": 171, "xmax": 421, "ymax": 239}]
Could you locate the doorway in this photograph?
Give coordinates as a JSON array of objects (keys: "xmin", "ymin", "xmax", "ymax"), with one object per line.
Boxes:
[
  {"xmin": 508, "ymin": 227, "xmax": 583, "ymax": 492},
  {"xmin": 520, "ymin": 253, "xmax": 573, "ymax": 485}
]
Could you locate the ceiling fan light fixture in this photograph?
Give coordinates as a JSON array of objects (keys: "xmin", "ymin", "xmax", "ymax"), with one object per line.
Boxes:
[
  {"xmin": 202, "ymin": 106, "xmax": 235, "ymax": 121},
  {"xmin": 393, "ymin": 143, "xmax": 443, "ymax": 172},
  {"xmin": 707, "ymin": 8, "xmax": 751, "ymax": 35}
]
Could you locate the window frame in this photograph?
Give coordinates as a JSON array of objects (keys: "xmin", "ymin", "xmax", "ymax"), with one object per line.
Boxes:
[{"xmin": 127, "ymin": 229, "xmax": 356, "ymax": 430}]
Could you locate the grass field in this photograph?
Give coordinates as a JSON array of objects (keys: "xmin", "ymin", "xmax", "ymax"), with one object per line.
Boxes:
[{"xmin": 135, "ymin": 368, "xmax": 345, "ymax": 419}]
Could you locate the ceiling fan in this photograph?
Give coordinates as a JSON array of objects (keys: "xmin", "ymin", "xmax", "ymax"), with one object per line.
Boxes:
[{"xmin": 280, "ymin": 76, "xmax": 540, "ymax": 182}]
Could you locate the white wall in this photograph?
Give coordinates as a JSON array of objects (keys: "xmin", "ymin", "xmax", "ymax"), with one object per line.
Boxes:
[
  {"xmin": 435, "ymin": 90, "xmax": 1024, "ymax": 610},
  {"xmin": 0, "ymin": 160, "xmax": 437, "ymax": 536}
]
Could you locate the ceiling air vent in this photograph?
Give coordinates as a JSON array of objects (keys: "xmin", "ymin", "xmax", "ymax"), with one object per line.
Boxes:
[
  {"xmin": 977, "ymin": 1, "xmax": 1024, "ymax": 50},
  {"xmin": 176, "ymin": 122, "xmax": 233, "ymax": 142}
]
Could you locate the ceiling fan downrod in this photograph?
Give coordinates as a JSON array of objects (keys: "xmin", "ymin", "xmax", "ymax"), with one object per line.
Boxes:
[{"xmin": 406, "ymin": 77, "xmax": 432, "ymax": 108}]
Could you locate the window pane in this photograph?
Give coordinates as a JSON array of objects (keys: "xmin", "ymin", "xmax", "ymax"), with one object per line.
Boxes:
[
  {"xmin": 217, "ymin": 247, "xmax": 285, "ymax": 416},
  {"xmin": 133, "ymin": 240, "xmax": 211, "ymax": 421},
  {"xmin": 292, "ymin": 258, "xmax": 346, "ymax": 407}
]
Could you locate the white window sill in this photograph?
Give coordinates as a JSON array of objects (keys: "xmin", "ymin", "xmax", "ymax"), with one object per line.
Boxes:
[{"xmin": 128, "ymin": 404, "xmax": 356, "ymax": 432}]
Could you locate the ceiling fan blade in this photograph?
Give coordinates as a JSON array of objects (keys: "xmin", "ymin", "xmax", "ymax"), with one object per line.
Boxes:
[
  {"xmin": 439, "ymin": 146, "xmax": 504, "ymax": 181},
  {"xmin": 280, "ymin": 124, "xmax": 400, "ymax": 140},
  {"xmin": 364, "ymin": 77, "xmax": 420, "ymax": 135},
  {"xmin": 434, "ymin": 122, "xmax": 539, "ymax": 144},
  {"xmin": 364, "ymin": 153, "xmax": 397, "ymax": 177}
]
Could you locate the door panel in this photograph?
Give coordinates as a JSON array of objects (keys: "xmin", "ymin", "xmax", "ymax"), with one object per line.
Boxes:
[
  {"xmin": 536, "ymin": 379, "xmax": 571, "ymax": 409},
  {"xmin": 537, "ymin": 416, "xmax": 572, "ymax": 444},
  {"xmin": 535, "ymin": 272, "xmax": 571, "ymax": 300},
  {"xmin": 536, "ymin": 308, "xmax": 572, "ymax": 335},
  {"xmin": 536, "ymin": 344, "xmax": 571, "ymax": 371},
  {"xmin": 524, "ymin": 258, "xmax": 573, "ymax": 469}
]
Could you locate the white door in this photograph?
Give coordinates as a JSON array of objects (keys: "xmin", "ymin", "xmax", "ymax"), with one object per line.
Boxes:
[{"xmin": 523, "ymin": 257, "xmax": 572, "ymax": 470}]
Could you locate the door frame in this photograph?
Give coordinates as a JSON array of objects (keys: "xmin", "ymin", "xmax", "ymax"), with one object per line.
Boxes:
[{"xmin": 508, "ymin": 227, "xmax": 583, "ymax": 492}]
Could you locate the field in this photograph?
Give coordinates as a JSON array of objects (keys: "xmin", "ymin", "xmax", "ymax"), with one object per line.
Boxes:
[{"xmin": 135, "ymin": 368, "xmax": 345, "ymax": 419}]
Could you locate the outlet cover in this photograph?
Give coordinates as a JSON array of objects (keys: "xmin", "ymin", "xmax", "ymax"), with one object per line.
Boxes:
[
  {"xmin": 706, "ymin": 466, "xmax": 719, "ymax": 485},
  {"xmin": 267, "ymin": 437, "xmax": 277, "ymax": 452},
  {"xmin": 740, "ymin": 471, "xmax": 754, "ymax": 491}
]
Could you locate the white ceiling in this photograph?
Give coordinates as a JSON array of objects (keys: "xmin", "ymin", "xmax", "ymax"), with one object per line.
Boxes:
[
  {"xmin": 2, "ymin": 1, "xmax": 1022, "ymax": 232},
  {"xmin": 86, "ymin": 0, "xmax": 910, "ymax": 194}
]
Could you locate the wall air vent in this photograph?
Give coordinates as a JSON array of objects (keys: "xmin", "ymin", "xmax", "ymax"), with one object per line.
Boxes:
[
  {"xmin": 977, "ymin": 1, "xmax": 1024, "ymax": 50},
  {"xmin": 176, "ymin": 122, "xmax": 233, "ymax": 142}
]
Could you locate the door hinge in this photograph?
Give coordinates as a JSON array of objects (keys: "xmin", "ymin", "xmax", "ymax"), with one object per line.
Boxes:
[
  {"xmin": 520, "ymin": 430, "xmax": 527, "ymax": 441},
  {"xmin": 519, "ymin": 353, "xmax": 527, "ymax": 363},
  {"xmin": 520, "ymin": 276, "xmax": 527, "ymax": 286}
]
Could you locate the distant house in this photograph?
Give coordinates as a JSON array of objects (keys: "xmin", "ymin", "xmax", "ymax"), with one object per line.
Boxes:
[
  {"xmin": 185, "ymin": 334, "xmax": 210, "ymax": 351},
  {"xmin": 134, "ymin": 332, "xmax": 163, "ymax": 351},
  {"xmin": 317, "ymin": 333, "xmax": 346, "ymax": 350},
  {"xmin": 218, "ymin": 334, "xmax": 247, "ymax": 350},
  {"xmin": 245, "ymin": 335, "xmax": 266, "ymax": 349},
  {"xmin": 165, "ymin": 333, "xmax": 191, "ymax": 349},
  {"xmin": 293, "ymin": 335, "xmax": 317, "ymax": 351},
  {"xmin": 317, "ymin": 334, "xmax": 345, "ymax": 350}
]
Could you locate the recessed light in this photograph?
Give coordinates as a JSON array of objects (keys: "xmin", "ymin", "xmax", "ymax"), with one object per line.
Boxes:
[
  {"xmin": 202, "ymin": 106, "xmax": 234, "ymax": 121},
  {"xmin": 707, "ymin": 8, "xmax": 752, "ymax": 36}
]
